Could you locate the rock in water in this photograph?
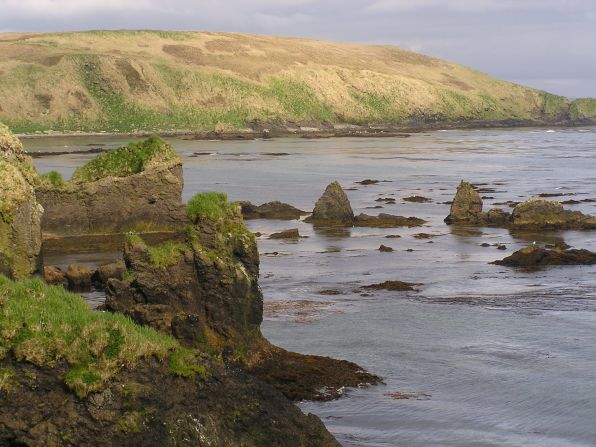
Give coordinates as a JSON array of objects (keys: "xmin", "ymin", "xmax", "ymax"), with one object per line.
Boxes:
[
  {"xmin": 305, "ymin": 181, "xmax": 354, "ymax": 225},
  {"xmin": 43, "ymin": 265, "xmax": 65, "ymax": 285},
  {"xmin": 0, "ymin": 124, "xmax": 43, "ymax": 279},
  {"xmin": 269, "ymin": 229, "xmax": 300, "ymax": 239},
  {"xmin": 492, "ymin": 245, "xmax": 596, "ymax": 268},
  {"xmin": 444, "ymin": 180, "xmax": 486, "ymax": 225},
  {"xmin": 510, "ymin": 198, "xmax": 596, "ymax": 230},
  {"xmin": 66, "ymin": 264, "xmax": 94, "ymax": 291},
  {"xmin": 240, "ymin": 201, "xmax": 306, "ymax": 220},
  {"xmin": 354, "ymin": 213, "xmax": 426, "ymax": 228}
]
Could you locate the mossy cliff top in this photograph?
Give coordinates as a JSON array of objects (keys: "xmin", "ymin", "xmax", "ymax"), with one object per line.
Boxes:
[
  {"xmin": 71, "ymin": 135, "xmax": 180, "ymax": 183},
  {"xmin": 0, "ymin": 275, "xmax": 207, "ymax": 398},
  {"xmin": 1, "ymin": 31, "xmax": 594, "ymax": 134},
  {"xmin": 0, "ymin": 161, "xmax": 33, "ymax": 224}
]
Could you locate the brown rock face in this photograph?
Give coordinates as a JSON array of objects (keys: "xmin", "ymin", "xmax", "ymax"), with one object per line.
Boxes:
[
  {"xmin": 510, "ymin": 198, "xmax": 596, "ymax": 230},
  {"xmin": 66, "ymin": 264, "xmax": 94, "ymax": 291},
  {"xmin": 36, "ymin": 162, "xmax": 186, "ymax": 236},
  {"xmin": 492, "ymin": 245, "xmax": 596, "ymax": 268},
  {"xmin": 444, "ymin": 181, "xmax": 486, "ymax": 225},
  {"xmin": 305, "ymin": 181, "xmax": 354, "ymax": 225},
  {"xmin": 269, "ymin": 229, "xmax": 300, "ymax": 239},
  {"xmin": 43, "ymin": 265, "xmax": 65, "ymax": 285},
  {"xmin": 0, "ymin": 125, "xmax": 43, "ymax": 279}
]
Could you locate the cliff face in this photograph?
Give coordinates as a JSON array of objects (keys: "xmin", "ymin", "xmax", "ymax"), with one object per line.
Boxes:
[
  {"xmin": 0, "ymin": 124, "xmax": 43, "ymax": 279},
  {"xmin": 36, "ymin": 136, "xmax": 186, "ymax": 237}
]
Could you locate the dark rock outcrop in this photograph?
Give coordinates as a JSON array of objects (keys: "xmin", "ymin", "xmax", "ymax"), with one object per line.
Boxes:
[
  {"xmin": 444, "ymin": 181, "xmax": 486, "ymax": 225},
  {"xmin": 378, "ymin": 244, "xmax": 394, "ymax": 252},
  {"xmin": 0, "ymin": 351, "xmax": 338, "ymax": 447},
  {"xmin": 361, "ymin": 281, "xmax": 417, "ymax": 291},
  {"xmin": 492, "ymin": 245, "xmax": 596, "ymax": 268},
  {"xmin": 240, "ymin": 201, "xmax": 306, "ymax": 220},
  {"xmin": 36, "ymin": 137, "xmax": 186, "ymax": 237},
  {"xmin": 354, "ymin": 213, "xmax": 426, "ymax": 228},
  {"xmin": 66, "ymin": 264, "xmax": 94, "ymax": 291},
  {"xmin": 0, "ymin": 124, "xmax": 43, "ymax": 279},
  {"xmin": 93, "ymin": 261, "xmax": 127, "ymax": 287},
  {"xmin": 305, "ymin": 181, "xmax": 354, "ymax": 225}
]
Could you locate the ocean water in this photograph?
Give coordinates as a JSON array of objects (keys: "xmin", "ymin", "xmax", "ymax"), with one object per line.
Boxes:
[{"xmin": 28, "ymin": 127, "xmax": 596, "ymax": 446}]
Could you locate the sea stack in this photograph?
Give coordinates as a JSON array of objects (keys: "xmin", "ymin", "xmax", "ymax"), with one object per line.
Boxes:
[{"xmin": 305, "ymin": 181, "xmax": 354, "ymax": 225}]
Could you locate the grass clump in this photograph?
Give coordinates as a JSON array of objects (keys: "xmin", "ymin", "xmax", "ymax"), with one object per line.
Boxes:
[
  {"xmin": 0, "ymin": 275, "xmax": 208, "ymax": 397},
  {"xmin": 40, "ymin": 170, "xmax": 66, "ymax": 188},
  {"xmin": 71, "ymin": 135, "xmax": 178, "ymax": 182},
  {"xmin": 147, "ymin": 241, "xmax": 187, "ymax": 268},
  {"xmin": 187, "ymin": 192, "xmax": 235, "ymax": 221}
]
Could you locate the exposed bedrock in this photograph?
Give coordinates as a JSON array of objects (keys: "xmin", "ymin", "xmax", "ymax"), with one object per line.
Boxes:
[
  {"xmin": 36, "ymin": 136, "xmax": 187, "ymax": 237},
  {"xmin": 444, "ymin": 180, "xmax": 596, "ymax": 230},
  {"xmin": 0, "ymin": 124, "xmax": 43, "ymax": 279},
  {"xmin": 105, "ymin": 195, "xmax": 380, "ymax": 401}
]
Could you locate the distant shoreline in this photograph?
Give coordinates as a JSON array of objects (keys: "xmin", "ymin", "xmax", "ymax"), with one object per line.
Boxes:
[{"xmin": 17, "ymin": 119, "xmax": 596, "ymax": 141}]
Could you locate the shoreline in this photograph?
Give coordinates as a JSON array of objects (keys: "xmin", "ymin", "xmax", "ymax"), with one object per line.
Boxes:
[{"xmin": 16, "ymin": 119, "xmax": 596, "ymax": 141}]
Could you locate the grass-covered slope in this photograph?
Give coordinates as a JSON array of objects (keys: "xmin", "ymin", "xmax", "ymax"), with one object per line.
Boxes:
[
  {"xmin": 0, "ymin": 30, "xmax": 594, "ymax": 133},
  {"xmin": 0, "ymin": 275, "xmax": 206, "ymax": 397}
]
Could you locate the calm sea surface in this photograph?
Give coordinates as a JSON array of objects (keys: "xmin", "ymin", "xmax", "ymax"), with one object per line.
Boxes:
[{"xmin": 28, "ymin": 127, "xmax": 596, "ymax": 446}]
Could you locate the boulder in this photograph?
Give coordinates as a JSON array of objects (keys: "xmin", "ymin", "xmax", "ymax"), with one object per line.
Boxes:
[
  {"xmin": 66, "ymin": 264, "xmax": 94, "ymax": 291},
  {"xmin": 43, "ymin": 265, "xmax": 65, "ymax": 285},
  {"xmin": 354, "ymin": 213, "xmax": 425, "ymax": 228},
  {"xmin": 510, "ymin": 198, "xmax": 596, "ymax": 230},
  {"xmin": 0, "ymin": 125, "xmax": 43, "ymax": 279},
  {"xmin": 487, "ymin": 208, "xmax": 511, "ymax": 226},
  {"xmin": 241, "ymin": 201, "xmax": 306, "ymax": 220},
  {"xmin": 36, "ymin": 136, "xmax": 187, "ymax": 237},
  {"xmin": 92, "ymin": 261, "xmax": 126, "ymax": 286},
  {"xmin": 305, "ymin": 181, "xmax": 354, "ymax": 225},
  {"xmin": 492, "ymin": 245, "xmax": 596, "ymax": 268},
  {"xmin": 444, "ymin": 181, "xmax": 486, "ymax": 225},
  {"xmin": 378, "ymin": 244, "xmax": 394, "ymax": 252}
]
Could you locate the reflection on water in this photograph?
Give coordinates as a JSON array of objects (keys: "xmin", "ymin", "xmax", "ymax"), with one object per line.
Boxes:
[{"xmin": 29, "ymin": 127, "xmax": 596, "ymax": 446}]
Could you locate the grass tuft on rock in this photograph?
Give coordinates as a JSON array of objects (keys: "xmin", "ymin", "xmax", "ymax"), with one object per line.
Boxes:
[
  {"xmin": 147, "ymin": 240, "xmax": 188, "ymax": 268},
  {"xmin": 71, "ymin": 135, "xmax": 178, "ymax": 182},
  {"xmin": 40, "ymin": 170, "xmax": 66, "ymax": 188},
  {"xmin": 0, "ymin": 275, "xmax": 207, "ymax": 397},
  {"xmin": 187, "ymin": 192, "xmax": 235, "ymax": 221}
]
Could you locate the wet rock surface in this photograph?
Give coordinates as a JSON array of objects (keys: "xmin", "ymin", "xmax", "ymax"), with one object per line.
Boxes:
[
  {"xmin": 492, "ymin": 246, "xmax": 596, "ymax": 268},
  {"xmin": 361, "ymin": 281, "xmax": 417, "ymax": 291},
  {"xmin": 240, "ymin": 201, "xmax": 306, "ymax": 220},
  {"xmin": 444, "ymin": 181, "xmax": 486, "ymax": 225}
]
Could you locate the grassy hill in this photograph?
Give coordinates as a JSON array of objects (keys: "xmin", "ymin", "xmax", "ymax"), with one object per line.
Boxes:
[{"xmin": 0, "ymin": 30, "xmax": 594, "ymax": 134}]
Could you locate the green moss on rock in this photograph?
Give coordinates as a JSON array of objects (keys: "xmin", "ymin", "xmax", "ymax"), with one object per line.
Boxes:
[
  {"xmin": 71, "ymin": 135, "xmax": 179, "ymax": 182},
  {"xmin": 0, "ymin": 161, "xmax": 31, "ymax": 224},
  {"xmin": 187, "ymin": 192, "xmax": 235, "ymax": 221},
  {"xmin": 0, "ymin": 275, "xmax": 208, "ymax": 397}
]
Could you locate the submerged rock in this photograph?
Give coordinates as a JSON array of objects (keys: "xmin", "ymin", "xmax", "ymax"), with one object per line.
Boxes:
[
  {"xmin": 510, "ymin": 198, "xmax": 596, "ymax": 230},
  {"xmin": 36, "ymin": 136, "xmax": 187, "ymax": 237},
  {"xmin": 354, "ymin": 213, "xmax": 426, "ymax": 228},
  {"xmin": 492, "ymin": 245, "xmax": 596, "ymax": 268},
  {"xmin": 305, "ymin": 181, "xmax": 354, "ymax": 225},
  {"xmin": 0, "ymin": 124, "xmax": 43, "ymax": 279},
  {"xmin": 403, "ymin": 195, "xmax": 431, "ymax": 203},
  {"xmin": 444, "ymin": 181, "xmax": 486, "ymax": 225},
  {"xmin": 240, "ymin": 201, "xmax": 306, "ymax": 220},
  {"xmin": 361, "ymin": 281, "xmax": 417, "ymax": 291}
]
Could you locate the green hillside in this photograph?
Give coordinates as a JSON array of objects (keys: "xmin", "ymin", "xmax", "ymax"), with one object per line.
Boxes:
[{"xmin": 0, "ymin": 30, "xmax": 594, "ymax": 134}]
